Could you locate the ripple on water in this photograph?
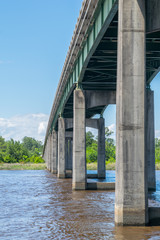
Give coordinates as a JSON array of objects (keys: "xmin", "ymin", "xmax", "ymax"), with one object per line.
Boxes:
[{"xmin": 0, "ymin": 170, "xmax": 160, "ymax": 240}]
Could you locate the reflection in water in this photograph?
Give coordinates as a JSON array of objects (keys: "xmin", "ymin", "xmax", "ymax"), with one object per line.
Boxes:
[{"xmin": 0, "ymin": 170, "xmax": 160, "ymax": 240}]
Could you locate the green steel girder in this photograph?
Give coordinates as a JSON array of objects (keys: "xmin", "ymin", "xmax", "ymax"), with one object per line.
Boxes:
[
  {"xmin": 45, "ymin": 0, "xmax": 160, "ymax": 149},
  {"xmin": 49, "ymin": 0, "xmax": 118, "ymax": 133}
]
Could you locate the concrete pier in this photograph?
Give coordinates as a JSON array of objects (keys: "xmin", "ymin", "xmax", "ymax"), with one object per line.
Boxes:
[
  {"xmin": 115, "ymin": 0, "xmax": 148, "ymax": 225},
  {"xmin": 58, "ymin": 117, "xmax": 66, "ymax": 178},
  {"xmin": 66, "ymin": 137, "xmax": 72, "ymax": 171},
  {"xmin": 72, "ymin": 89, "xmax": 86, "ymax": 190},
  {"xmin": 52, "ymin": 130, "xmax": 58, "ymax": 174},
  {"xmin": 147, "ymin": 90, "xmax": 156, "ymax": 191},
  {"xmin": 49, "ymin": 133, "xmax": 53, "ymax": 172},
  {"xmin": 98, "ymin": 118, "xmax": 105, "ymax": 179},
  {"xmin": 48, "ymin": 135, "xmax": 51, "ymax": 171}
]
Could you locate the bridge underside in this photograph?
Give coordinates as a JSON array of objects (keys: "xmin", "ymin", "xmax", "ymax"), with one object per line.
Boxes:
[{"xmin": 58, "ymin": 12, "xmax": 160, "ymax": 131}]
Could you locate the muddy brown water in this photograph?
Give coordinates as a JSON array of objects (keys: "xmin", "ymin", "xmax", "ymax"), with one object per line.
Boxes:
[{"xmin": 0, "ymin": 170, "xmax": 160, "ymax": 240}]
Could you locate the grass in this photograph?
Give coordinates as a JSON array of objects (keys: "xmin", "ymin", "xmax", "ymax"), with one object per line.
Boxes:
[
  {"xmin": 0, "ymin": 163, "xmax": 47, "ymax": 170},
  {"xmin": 87, "ymin": 162, "xmax": 160, "ymax": 171},
  {"xmin": 156, "ymin": 162, "xmax": 160, "ymax": 170},
  {"xmin": 1, "ymin": 162, "xmax": 160, "ymax": 171},
  {"xmin": 87, "ymin": 162, "xmax": 116, "ymax": 170}
]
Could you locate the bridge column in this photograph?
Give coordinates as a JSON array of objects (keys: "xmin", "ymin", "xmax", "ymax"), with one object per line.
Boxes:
[
  {"xmin": 50, "ymin": 133, "xmax": 53, "ymax": 172},
  {"xmin": 72, "ymin": 89, "xmax": 86, "ymax": 190},
  {"xmin": 65, "ymin": 138, "xmax": 69, "ymax": 169},
  {"xmin": 47, "ymin": 135, "xmax": 51, "ymax": 171},
  {"xmin": 66, "ymin": 137, "xmax": 73, "ymax": 170},
  {"xmin": 69, "ymin": 138, "xmax": 73, "ymax": 170},
  {"xmin": 98, "ymin": 118, "xmax": 105, "ymax": 179},
  {"xmin": 58, "ymin": 117, "xmax": 66, "ymax": 178},
  {"xmin": 115, "ymin": 0, "xmax": 148, "ymax": 225},
  {"xmin": 52, "ymin": 130, "xmax": 58, "ymax": 174},
  {"xmin": 49, "ymin": 134, "xmax": 52, "ymax": 172},
  {"xmin": 147, "ymin": 90, "xmax": 156, "ymax": 191}
]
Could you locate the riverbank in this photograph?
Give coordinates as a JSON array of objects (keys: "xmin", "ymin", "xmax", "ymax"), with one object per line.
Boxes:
[
  {"xmin": 0, "ymin": 163, "xmax": 47, "ymax": 170},
  {"xmin": 1, "ymin": 162, "xmax": 160, "ymax": 170}
]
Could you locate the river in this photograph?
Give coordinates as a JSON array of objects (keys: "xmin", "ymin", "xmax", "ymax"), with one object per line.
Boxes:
[{"xmin": 0, "ymin": 170, "xmax": 160, "ymax": 240}]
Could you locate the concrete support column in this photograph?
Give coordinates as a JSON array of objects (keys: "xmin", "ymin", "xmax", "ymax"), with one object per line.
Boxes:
[
  {"xmin": 46, "ymin": 140, "xmax": 49, "ymax": 170},
  {"xmin": 66, "ymin": 137, "xmax": 73, "ymax": 170},
  {"xmin": 58, "ymin": 117, "xmax": 66, "ymax": 178},
  {"xmin": 72, "ymin": 89, "xmax": 86, "ymax": 190},
  {"xmin": 52, "ymin": 130, "xmax": 58, "ymax": 174},
  {"xmin": 47, "ymin": 136, "xmax": 51, "ymax": 171},
  {"xmin": 65, "ymin": 138, "xmax": 69, "ymax": 169},
  {"xmin": 115, "ymin": 0, "xmax": 148, "ymax": 225},
  {"xmin": 147, "ymin": 90, "xmax": 156, "ymax": 191},
  {"xmin": 98, "ymin": 118, "xmax": 106, "ymax": 179},
  {"xmin": 49, "ymin": 134, "xmax": 52, "ymax": 172},
  {"xmin": 50, "ymin": 133, "xmax": 53, "ymax": 172},
  {"xmin": 68, "ymin": 139, "xmax": 73, "ymax": 170}
]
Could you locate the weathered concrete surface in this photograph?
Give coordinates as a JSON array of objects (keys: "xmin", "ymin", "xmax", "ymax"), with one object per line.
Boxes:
[
  {"xmin": 48, "ymin": 134, "xmax": 52, "ymax": 172},
  {"xmin": 146, "ymin": 0, "xmax": 160, "ymax": 33},
  {"xmin": 58, "ymin": 117, "xmax": 66, "ymax": 178},
  {"xmin": 115, "ymin": 0, "xmax": 148, "ymax": 225},
  {"xmin": 65, "ymin": 131, "xmax": 73, "ymax": 138},
  {"xmin": 72, "ymin": 89, "xmax": 86, "ymax": 190},
  {"xmin": 86, "ymin": 118, "xmax": 98, "ymax": 129},
  {"xmin": 146, "ymin": 90, "xmax": 156, "ymax": 191},
  {"xmin": 98, "ymin": 118, "xmax": 106, "ymax": 179},
  {"xmin": 65, "ymin": 118, "xmax": 73, "ymax": 130},
  {"xmin": 52, "ymin": 130, "xmax": 58, "ymax": 174},
  {"xmin": 68, "ymin": 139, "xmax": 73, "ymax": 170},
  {"xmin": 87, "ymin": 182, "xmax": 115, "ymax": 190},
  {"xmin": 85, "ymin": 90, "xmax": 116, "ymax": 109},
  {"xmin": 65, "ymin": 138, "xmax": 73, "ymax": 171},
  {"xmin": 50, "ymin": 133, "xmax": 53, "ymax": 172}
]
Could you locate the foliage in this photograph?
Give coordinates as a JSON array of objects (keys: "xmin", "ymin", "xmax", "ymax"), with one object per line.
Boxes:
[
  {"xmin": 155, "ymin": 138, "xmax": 160, "ymax": 163},
  {"xmin": 86, "ymin": 133, "xmax": 160, "ymax": 166},
  {"xmin": 0, "ymin": 136, "xmax": 44, "ymax": 163},
  {"xmin": 86, "ymin": 127, "xmax": 116, "ymax": 164}
]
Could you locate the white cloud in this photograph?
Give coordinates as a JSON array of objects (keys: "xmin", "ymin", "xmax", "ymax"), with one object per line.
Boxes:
[
  {"xmin": 38, "ymin": 122, "xmax": 47, "ymax": 134},
  {"xmin": 86, "ymin": 127, "xmax": 98, "ymax": 137},
  {"xmin": 0, "ymin": 113, "xmax": 49, "ymax": 142},
  {"xmin": 108, "ymin": 123, "xmax": 115, "ymax": 132}
]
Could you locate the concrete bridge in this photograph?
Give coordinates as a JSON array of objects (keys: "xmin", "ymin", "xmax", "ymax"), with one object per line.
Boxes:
[{"xmin": 43, "ymin": 0, "xmax": 160, "ymax": 226}]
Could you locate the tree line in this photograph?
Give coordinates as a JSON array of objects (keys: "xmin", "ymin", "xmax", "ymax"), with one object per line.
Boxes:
[
  {"xmin": 1, "ymin": 130, "xmax": 160, "ymax": 164},
  {"xmin": 0, "ymin": 136, "xmax": 44, "ymax": 163},
  {"xmin": 86, "ymin": 128, "xmax": 160, "ymax": 164}
]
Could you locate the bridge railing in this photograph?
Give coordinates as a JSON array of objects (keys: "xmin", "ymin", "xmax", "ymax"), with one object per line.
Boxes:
[{"xmin": 44, "ymin": 0, "xmax": 118, "ymax": 151}]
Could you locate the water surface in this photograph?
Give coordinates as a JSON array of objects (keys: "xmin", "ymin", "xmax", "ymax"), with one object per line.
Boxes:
[{"xmin": 1, "ymin": 170, "xmax": 160, "ymax": 239}]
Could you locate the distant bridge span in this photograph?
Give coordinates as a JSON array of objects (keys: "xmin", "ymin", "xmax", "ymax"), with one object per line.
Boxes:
[{"xmin": 43, "ymin": 0, "xmax": 160, "ymax": 226}]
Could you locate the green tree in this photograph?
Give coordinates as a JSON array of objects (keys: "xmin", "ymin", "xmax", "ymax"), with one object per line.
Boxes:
[
  {"xmin": 5, "ymin": 139, "xmax": 29, "ymax": 163},
  {"xmin": 22, "ymin": 137, "xmax": 43, "ymax": 156},
  {"xmin": 86, "ymin": 131, "xmax": 95, "ymax": 147},
  {"xmin": 155, "ymin": 138, "xmax": 160, "ymax": 162},
  {"xmin": 0, "ymin": 136, "xmax": 7, "ymax": 162},
  {"xmin": 105, "ymin": 127, "xmax": 116, "ymax": 162}
]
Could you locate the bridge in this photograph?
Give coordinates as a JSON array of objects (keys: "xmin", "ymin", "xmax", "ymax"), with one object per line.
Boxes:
[{"xmin": 43, "ymin": 0, "xmax": 160, "ymax": 226}]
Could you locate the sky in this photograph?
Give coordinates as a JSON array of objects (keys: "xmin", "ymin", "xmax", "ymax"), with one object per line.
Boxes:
[
  {"xmin": 0, "ymin": 0, "xmax": 83, "ymax": 142},
  {"xmin": 0, "ymin": 0, "xmax": 160, "ymax": 142}
]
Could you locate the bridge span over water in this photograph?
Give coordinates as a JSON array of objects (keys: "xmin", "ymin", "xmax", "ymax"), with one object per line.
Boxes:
[{"xmin": 43, "ymin": 0, "xmax": 160, "ymax": 225}]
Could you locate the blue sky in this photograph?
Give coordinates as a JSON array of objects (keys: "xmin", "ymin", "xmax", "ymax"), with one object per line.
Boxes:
[
  {"xmin": 0, "ymin": 0, "xmax": 82, "ymax": 141},
  {"xmin": 0, "ymin": 0, "xmax": 160, "ymax": 142}
]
